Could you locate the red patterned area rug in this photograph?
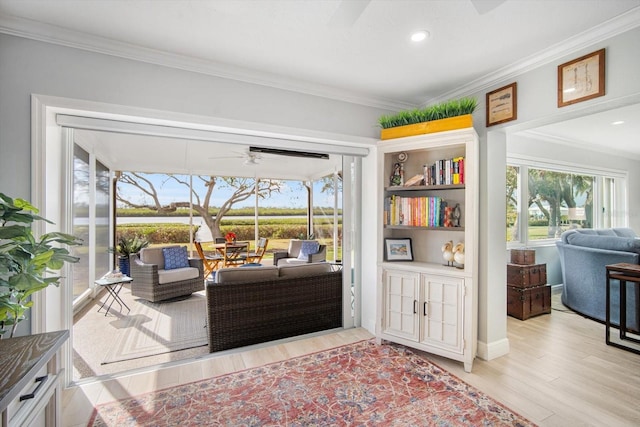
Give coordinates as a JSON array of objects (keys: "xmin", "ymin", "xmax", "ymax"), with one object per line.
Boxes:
[{"xmin": 89, "ymin": 339, "xmax": 536, "ymax": 426}]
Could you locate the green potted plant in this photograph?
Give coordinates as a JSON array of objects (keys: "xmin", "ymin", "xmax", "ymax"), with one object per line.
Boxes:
[
  {"xmin": 378, "ymin": 97, "xmax": 478, "ymax": 140},
  {"xmin": 0, "ymin": 192, "xmax": 82, "ymax": 338},
  {"xmin": 111, "ymin": 234, "xmax": 150, "ymax": 276}
]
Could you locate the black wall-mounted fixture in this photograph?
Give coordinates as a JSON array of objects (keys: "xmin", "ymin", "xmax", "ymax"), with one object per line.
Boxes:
[{"xmin": 249, "ymin": 146, "xmax": 329, "ymax": 160}]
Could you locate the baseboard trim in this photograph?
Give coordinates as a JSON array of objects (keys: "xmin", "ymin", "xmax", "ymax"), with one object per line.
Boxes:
[{"xmin": 477, "ymin": 338, "xmax": 510, "ymax": 361}]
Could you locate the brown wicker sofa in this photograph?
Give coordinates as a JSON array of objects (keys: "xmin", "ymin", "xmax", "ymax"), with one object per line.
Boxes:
[
  {"xmin": 129, "ymin": 245, "xmax": 204, "ymax": 302},
  {"xmin": 206, "ymin": 263, "xmax": 342, "ymax": 352}
]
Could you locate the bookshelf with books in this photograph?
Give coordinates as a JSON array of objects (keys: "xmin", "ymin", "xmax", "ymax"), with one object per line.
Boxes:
[{"xmin": 376, "ymin": 127, "xmax": 479, "ymax": 372}]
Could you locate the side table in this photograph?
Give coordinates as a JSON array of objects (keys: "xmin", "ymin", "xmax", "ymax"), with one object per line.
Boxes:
[
  {"xmin": 95, "ymin": 276, "xmax": 133, "ymax": 316},
  {"xmin": 605, "ymin": 263, "xmax": 640, "ymax": 355}
]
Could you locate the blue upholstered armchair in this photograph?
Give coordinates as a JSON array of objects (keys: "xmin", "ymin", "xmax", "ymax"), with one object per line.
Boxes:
[{"xmin": 556, "ymin": 228, "xmax": 640, "ymax": 331}]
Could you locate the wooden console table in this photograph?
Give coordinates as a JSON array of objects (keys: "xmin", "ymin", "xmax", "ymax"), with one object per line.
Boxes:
[
  {"xmin": 0, "ymin": 330, "xmax": 68, "ymax": 426},
  {"xmin": 605, "ymin": 263, "xmax": 640, "ymax": 355}
]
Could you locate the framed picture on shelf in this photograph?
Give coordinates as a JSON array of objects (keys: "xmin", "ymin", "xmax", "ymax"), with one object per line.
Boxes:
[
  {"xmin": 384, "ymin": 238, "xmax": 413, "ymax": 261},
  {"xmin": 557, "ymin": 48, "xmax": 605, "ymax": 107},
  {"xmin": 486, "ymin": 82, "xmax": 517, "ymax": 127}
]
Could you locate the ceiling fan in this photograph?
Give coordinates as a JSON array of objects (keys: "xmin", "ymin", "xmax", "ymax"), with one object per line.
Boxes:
[
  {"xmin": 328, "ymin": 0, "xmax": 506, "ymax": 27},
  {"xmin": 210, "ymin": 148, "xmax": 263, "ymax": 166}
]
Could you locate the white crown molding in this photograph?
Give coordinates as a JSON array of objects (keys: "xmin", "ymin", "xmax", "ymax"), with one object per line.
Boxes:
[
  {"xmin": 519, "ymin": 129, "xmax": 640, "ymax": 162},
  {"xmin": 3, "ymin": 8, "xmax": 640, "ymax": 111},
  {"xmin": 0, "ymin": 14, "xmax": 413, "ymax": 112},
  {"xmin": 424, "ymin": 7, "xmax": 640, "ymax": 106}
]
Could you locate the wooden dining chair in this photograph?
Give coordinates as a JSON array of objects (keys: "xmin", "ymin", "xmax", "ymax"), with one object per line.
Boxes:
[
  {"xmin": 223, "ymin": 241, "xmax": 248, "ymax": 267},
  {"xmin": 194, "ymin": 241, "xmax": 223, "ymax": 277},
  {"xmin": 246, "ymin": 238, "xmax": 269, "ymax": 264}
]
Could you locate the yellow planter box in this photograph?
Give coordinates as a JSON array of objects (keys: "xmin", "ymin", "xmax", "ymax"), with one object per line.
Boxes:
[{"xmin": 380, "ymin": 114, "xmax": 473, "ymax": 140}]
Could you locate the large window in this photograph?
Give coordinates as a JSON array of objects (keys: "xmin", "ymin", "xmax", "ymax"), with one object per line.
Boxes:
[{"xmin": 507, "ymin": 157, "xmax": 627, "ymax": 246}]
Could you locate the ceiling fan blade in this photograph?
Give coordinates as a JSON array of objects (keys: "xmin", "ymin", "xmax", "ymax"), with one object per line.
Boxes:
[
  {"xmin": 470, "ymin": 0, "xmax": 506, "ymax": 15},
  {"xmin": 328, "ymin": 0, "xmax": 371, "ymax": 27}
]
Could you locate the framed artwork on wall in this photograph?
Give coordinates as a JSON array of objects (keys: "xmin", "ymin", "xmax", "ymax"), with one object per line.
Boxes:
[
  {"xmin": 558, "ymin": 48, "xmax": 605, "ymax": 107},
  {"xmin": 486, "ymin": 82, "xmax": 517, "ymax": 127},
  {"xmin": 384, "ymin": 238, "xmax": 413, "ymax": 261}
]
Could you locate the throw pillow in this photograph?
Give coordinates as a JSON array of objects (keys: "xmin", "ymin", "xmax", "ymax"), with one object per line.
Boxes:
[
  {"xmin": 297, "ymin": 241, "xmax": 320, "ymax": 260},
  {"xmin": 163, "ymin": 246, "xmax": 189, "ymax": 270}
]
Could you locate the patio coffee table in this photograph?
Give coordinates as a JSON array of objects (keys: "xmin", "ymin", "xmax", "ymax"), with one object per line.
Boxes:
[{"xmin": 95, "ymin": 275, "xmax": 133, "ymax": 316}]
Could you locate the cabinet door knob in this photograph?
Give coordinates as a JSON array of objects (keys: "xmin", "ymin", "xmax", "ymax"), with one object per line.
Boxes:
[
  {"xmin": 413, "ymin": 300, "xmax": 418, "ymax": 314},
  {"xmin": 423, "ymin": 302, "xmax": 428, "ymax": 316}
]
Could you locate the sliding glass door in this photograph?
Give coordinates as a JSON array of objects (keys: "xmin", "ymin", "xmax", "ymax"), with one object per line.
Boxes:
[{"xmin": 70, "ymin": 138, "xmax": 112, "ymax": 307}]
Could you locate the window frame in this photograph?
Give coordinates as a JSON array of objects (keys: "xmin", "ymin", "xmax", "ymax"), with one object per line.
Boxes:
[{"xmin": 507, "ymin": 154, "xmax": 628, "ymax": 248}]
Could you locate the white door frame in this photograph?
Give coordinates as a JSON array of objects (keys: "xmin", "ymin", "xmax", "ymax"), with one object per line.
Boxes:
[{"xmin": 31, "ymin": 94, "xmax": 372, "ymax": 385}]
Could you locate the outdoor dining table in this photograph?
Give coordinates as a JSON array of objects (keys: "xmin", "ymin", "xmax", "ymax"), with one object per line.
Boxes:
[{"xmin": 212, "ymin": 241, "xmax": 250, "ymax": 267}]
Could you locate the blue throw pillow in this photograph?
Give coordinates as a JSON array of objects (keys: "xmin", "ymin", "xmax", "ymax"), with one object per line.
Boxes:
[
  {"xmin": 163, "ymin": 246, "xmax": 189, "ymax": 270},
  {"xmin": 297, "ymin": 241, "xmax": 320, "ymax": 260}
]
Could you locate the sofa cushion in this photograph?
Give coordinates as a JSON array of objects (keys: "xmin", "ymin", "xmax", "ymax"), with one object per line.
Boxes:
[
  {"xmin": 163, "ymin": 246, "xmax": 190, "ymax": 270},
  {"xmin": 158, "ymin": 266, "xmax": 200, "ymax": 284},
  {"xmin": 278, "ymin": 262, "xmax": 331, "ymax": 278},
  {"xmin": 281, "ymin": 257, "xmax": 313, "ymax": 265},
  {"xmin": 215, "ymin": 266, "xmax": 279, "ymax": 283},
  {"xmin": 297, "ymin": 240, "xmax": 320, "ymax": 260},
  {"xmin": 565, "ymin": 233, "xmax": 640, "ymax": 254},
  {"xmin": 140, "ymin": 246, "xmax": 170, "ymax": 269},
  {"xmin": 612, "ymin": 228, "xmax": 638, "ymax": 238}
]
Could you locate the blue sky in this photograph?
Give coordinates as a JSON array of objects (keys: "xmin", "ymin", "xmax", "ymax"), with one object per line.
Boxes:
[{"xmin": 117, "ymin": 173, "xmax": 340, "ymax": 209}]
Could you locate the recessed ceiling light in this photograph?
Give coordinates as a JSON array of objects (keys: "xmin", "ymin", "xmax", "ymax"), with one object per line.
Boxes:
[
  {"xmin": 411, "ymin": 30, "xmax": 430, "ymax": 42},
  {"xmin": 611, "ymin": 120, "xmax": 625, "ymax": 125}
]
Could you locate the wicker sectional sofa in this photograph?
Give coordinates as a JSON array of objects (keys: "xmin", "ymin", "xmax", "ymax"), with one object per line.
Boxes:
[{"xmin": 206, "ymin": 263, "xmax": 342, "ymax": 352}]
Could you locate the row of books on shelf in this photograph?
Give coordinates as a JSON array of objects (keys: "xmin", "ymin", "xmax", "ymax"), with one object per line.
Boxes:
[
  {"xmin": 423, "ymin": 156, "xmax": 464, "ymax": 186},
  {"xmin": 384, "ymin": 195, "xmax": 457, "ymax": 227}
]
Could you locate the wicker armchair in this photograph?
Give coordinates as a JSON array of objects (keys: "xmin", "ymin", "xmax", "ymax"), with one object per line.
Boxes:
[
  {"xmin": 273, "ymin": 239, "xmax": 326, "ymax": 266},
  {"xmin": 129, "ymin": 245, "xmax": 204, "ymax": 302}
]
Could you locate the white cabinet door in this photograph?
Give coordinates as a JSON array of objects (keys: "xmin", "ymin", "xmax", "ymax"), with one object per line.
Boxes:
[
  {"xmin": 382, "ymin": 269, "xmax": 420, "ymax": 341},
  {"xmin": 420, "ymin": 274, "xmax": 465, "ymax": 354}
]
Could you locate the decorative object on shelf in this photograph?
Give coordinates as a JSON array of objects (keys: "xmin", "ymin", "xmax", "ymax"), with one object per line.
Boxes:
[
  {"xmin": 389, "ymin": 162, "xmax": 404, "ymax": 186},
  {"xmin": 378, "ymin": 97, "xmax": 477, "ymax": 140},
  {"xmin": 225, "ymin": 231, "xmax": 237, "ymax": 243},
  {"xmin": 384, "ymin": 238, "xmax": 414, "ymax": 261},
  {"xmin": 397, "ymin": 152, "xmax": 408, "ymax": 162},
  {"xmin": 453, "ymin": 203, "xmax": 462, "ymax": 227},
  {"xmin": 0, "ymin": 193, "xmax": 82, "ymax": 338},
  {"xmin": 442, "ymin": 240, "xmax": 454, "ymax": 267},
  {"xmin": 558, "ymin": 48, "xmax": 605, "ymax": 107},
  {"xmin": 443, "ymin": 205, "xmax": 454, "ymax": 227},
  {"xmin": 453, "ymin": 242, "xmax": 465, "ymax": 269},
  {"xmin": 486, "ymin": 82, "xmax": 517, "ymax": 127},
  {"xmin": 403, "ymin": 174, "xmax": 424, "ymax": 187}
]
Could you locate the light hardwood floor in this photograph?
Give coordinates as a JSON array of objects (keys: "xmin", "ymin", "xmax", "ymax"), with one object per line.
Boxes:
[{"xmin": 62, "ymin": 300, "xmax": 640, "ymax": 427}]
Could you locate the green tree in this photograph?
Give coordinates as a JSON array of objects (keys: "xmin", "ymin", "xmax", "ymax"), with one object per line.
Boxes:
[
  {"xmin": 116, "ymin": 173, "xmax": 282, "ymax": 238},
  {"xmin": 506, "ymin": 166, "xmax": 519, "ymax": 241}
]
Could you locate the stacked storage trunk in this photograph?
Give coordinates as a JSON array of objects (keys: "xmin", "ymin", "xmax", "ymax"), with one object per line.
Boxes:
[{"xmin": 506, "ymin": 249, "xmax": 551, "ymax": 320}]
